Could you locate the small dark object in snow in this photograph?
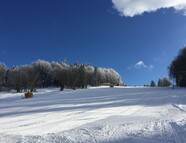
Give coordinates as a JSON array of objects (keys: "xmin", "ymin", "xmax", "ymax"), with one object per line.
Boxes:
[
  {"xmin": 73, "ymin": 87, "xmax": 77, "ymax": 90},
  {"xmin": 25, "ymin": 92, "xmax": 33, "ymax": 98},
  {"xmin": 110, "ymin": 85, "xmax": 114, "ymax": 88}
]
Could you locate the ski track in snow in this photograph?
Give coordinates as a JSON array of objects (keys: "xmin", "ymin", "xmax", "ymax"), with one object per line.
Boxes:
[{"xmin": 0, "ymin": 87, "xmax": 186, "ymax": 143}]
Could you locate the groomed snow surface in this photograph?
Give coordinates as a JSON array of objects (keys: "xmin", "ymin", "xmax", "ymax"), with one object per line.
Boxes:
[{"xmin": 0, "ymin": 87, "xmax": 186, "ymax": 143}]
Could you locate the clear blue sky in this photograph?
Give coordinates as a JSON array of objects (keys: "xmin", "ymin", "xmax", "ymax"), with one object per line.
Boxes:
[{"xmin": 0, "ymin": 0, "xmax": 186, "ymax": 85}]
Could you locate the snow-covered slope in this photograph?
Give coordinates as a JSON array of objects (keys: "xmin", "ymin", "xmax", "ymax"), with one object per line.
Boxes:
[{"xmin": 0, "ymin": 87, "xmax": 186, "ymax": 143}]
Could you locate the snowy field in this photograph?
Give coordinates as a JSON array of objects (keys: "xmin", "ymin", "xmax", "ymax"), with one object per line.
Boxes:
[{"xmin": 0, "ymin": 87, "xmax": 186, "ymax": 143}]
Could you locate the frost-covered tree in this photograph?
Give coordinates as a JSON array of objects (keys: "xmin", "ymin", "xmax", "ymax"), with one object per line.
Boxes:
[
  {"xmin": 7, "ymin": 67, "xmax": 28, "ymax": 92},
  {"xmin": 84, "ymin": 65, "xmax": 94, "ymax": 86},
  {"xmin": 51, "ymin": 62, "xmax": 63, "ymax": 87},
  {"xmin": 92, "ymin": 67, "xmax": 98, "ymax": 86},
  {"xmin": 161, "ymin": 77, "xmax": 172, "ymax": 87},
  {"xmin": 158, "ymin": 77, "xmax": 172, "ymax": 87},
  {"xmin": 51, "ymin": 61, "xmax": 70, "ymax": 90},
  {"xmin": 107, "ymin": 68, "xmax": 122, "ymax": 86},
  {"xmin": 23, "ymin": 65, "xmax": 38, "ymax": 91},
  {"xmin": 77, "ymin": 65, "xmax": 87, "ymax": 88},
  {"xmin": 2, "ymin": 60, "xmax": 123, "ymax": 90},
  {"xmin": 0, "ymin": 63, "xmax": 6, "ymax": 91},
  {"xmin": 96, "ymin": 68, "xmax": 123, "ymax": 86},
  {"xmin": 157, "ymin": 78, "xmax": 171, "ymax": 87},
  {"xmin": 32, "ymin": 60, "xmax": 53, "ymax": 87}
]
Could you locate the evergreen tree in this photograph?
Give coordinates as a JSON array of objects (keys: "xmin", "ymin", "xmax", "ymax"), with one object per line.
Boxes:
[
  {"xmin": 169, "ymin": 46, "xmax": 186, "ymax": 86},
  {"xmin": 150, "ymin": 80, "xmax": 156, "ymax": 87},
  {"xmin": 158, "ymin": 79, "xmax": 162, "ymax": 87}
]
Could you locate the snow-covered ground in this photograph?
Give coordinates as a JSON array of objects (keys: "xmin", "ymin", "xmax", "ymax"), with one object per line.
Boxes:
[{"xmin": 0, "ymin": 87, "xmax": 186, "ymax": 143}]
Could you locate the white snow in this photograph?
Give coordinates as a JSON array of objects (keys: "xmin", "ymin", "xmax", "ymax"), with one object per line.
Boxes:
[{"xmin": 0, "ymin": 87, "xmax": 186, "ymax": 143}]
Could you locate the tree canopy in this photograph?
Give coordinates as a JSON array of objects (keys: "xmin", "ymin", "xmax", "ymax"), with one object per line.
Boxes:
[
  {"xmin": 169, "ymin": 46, "xmax": 186, "ymax": 78},
  {"xmin": 150, "ymin": 80, "xmax": 156, "ymax": 87},
  {"xmin": 0, "ymin": 60, "xmax": 123, "ymax": 92},
  {"xmin": 169, "ymin": 46, "xmax": 186, "ymax": 86}
]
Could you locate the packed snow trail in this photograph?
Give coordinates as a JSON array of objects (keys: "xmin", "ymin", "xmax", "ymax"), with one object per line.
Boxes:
[{"xmin": 0, "ymin": 87, "xmax": 186, "ymax": 143}]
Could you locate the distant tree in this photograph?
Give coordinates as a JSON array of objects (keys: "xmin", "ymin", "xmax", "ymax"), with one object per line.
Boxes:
[
  {"xmin": 18, "ymin": 66, "xmax": 30, "ymax": 91},
  {"xmin": 93, "ymin": 67, "xmax": 123, "ymax": 86},
  {"xmin": 78, "ymin": 65, "xmax": 87, "ymax": 88},
  {"xmin": 32, "ymin": 60, "xmax": 53, "ymax": 87},
  {"xmin": 158, "ymin": 79, "xmax": 162, "ymax": 87},
  {"xmin": 108, "ymin": 68, "xmax": 123, "ymax": 86},
  {"xmin": 24, "ymin": 65, "xmax": 39, "ymax": 92},
  {"xmin": 70, "ymin": 65, "xmax": 79, "ymax": 88},
  {"xmin": 0, "ymin": 63, "xmax": 6, "ymax": 91},
  {"xmin": 161, "ymin": 77, "xmax": 172, "ymax": 87},
  {"xmin": 58, "ymin": 69, "xmax": 67, "ymax": 91},
  {"xmin": 51, "ymin": 62, "xmax": 63, "ymax": 87},
  {"xmin": 7, "ymin": 67, "xmax": 27, "ymax": 92},
  {"xmin": 51, "ymin": 62, "xmax": 69, "ymax": 90},
  {"xmin": 92, "ymin": 67, "xmax": 98, "ymax": 86},
  {"xmin": 150, "ymin": 80, "xmax": 156, "ymax": 87},
  {"xmin": 157, "ymin": 78, "xmax": 171, "ymax": 87},
  {"xmin": 84, "ymin": 65, "xmax": 94, "ymax": 86}
]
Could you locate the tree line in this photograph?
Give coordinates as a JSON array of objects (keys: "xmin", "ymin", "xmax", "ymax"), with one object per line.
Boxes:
[
  {"xmin": 150, "ymin": 45, "xmax": 186, "ymax": 87},
  {"xmin": 0, "ymin": 60, "xmax": 123, "ymax": 92},
  {"xmin": 150, "ymin": 77, "xmax": 172, "ymax": 87}
]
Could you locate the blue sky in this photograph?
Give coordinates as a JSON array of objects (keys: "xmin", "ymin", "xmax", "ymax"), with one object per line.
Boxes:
[{"xmin": 0, "ymin": 0, "xmax": 186, "ymax": 85}]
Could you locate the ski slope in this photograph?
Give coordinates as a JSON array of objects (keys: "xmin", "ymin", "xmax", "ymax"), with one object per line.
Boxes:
[{"xmin": 0, "ymin": 87, "xmax": 186, "ymax": 143}]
